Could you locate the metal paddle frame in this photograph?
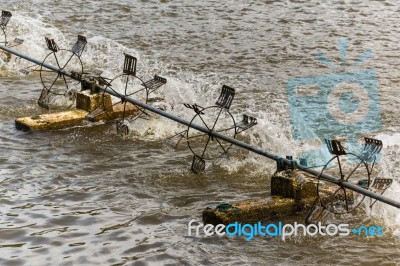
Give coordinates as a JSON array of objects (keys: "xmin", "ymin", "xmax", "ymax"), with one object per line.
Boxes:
[
  {"xmin": 306, "ymin": 137, "xmax": 391, "ymax": 222},
  {"xmin": 38, "ymin": 35, "xmax": 86, "ymax": 108},
  {"xmin": 86, "ymin": 54, "xmax": 167, "ymax": 135},
  {"xmin": 0, "ymin": 43, "xmax": 398, "ymax": 212},
  {"xmin": 168, "ymin": 85, "xmax": 257, "ymax": 173},
  {"xmin": 0, "ymin": 11, "xmax": 12, "ymax": 46}
]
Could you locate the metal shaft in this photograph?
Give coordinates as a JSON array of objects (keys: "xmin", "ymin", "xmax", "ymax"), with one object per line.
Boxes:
[{"xmin": 1, "ymin": 44, "xmax": 399, "ymax": 209}]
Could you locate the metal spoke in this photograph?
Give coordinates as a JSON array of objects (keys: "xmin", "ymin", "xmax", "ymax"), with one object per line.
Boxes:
[
  {"xmin": 216, "ymin": 125, "xmax": 236, "ymax": 132},
  {"xmin": 336, "ymin": 155, "xmax": 344, "ymax": 180},
  {"xmin": 187, "ymin": 126, "xmax": 235, "ymax": 140},
  {"xmin": 196, "ymin": 114, "xmax": 211, "ymax": 131},
  {"xmin": 187, "ymin": 132, "xmax": 208, "ymax": 140},
  {"xmin": 126, "ymin": 87, "xmax": 146, "ymax": 97},
  {"xmin": 342, "ymin": 187, "xmax": 349, "ymax": 212},
  {"xmin": 47, "ymin": 73, "xmax": 60, "ymax": 91},
  {"xmin": 61, "ymin": 75, "xmax": 69, "ymax": 91},
  {"xmin": 211, "ymin": 108, "xmax": 223, "ymax": 131},
  {"xmin": 200, "ymin": 136, "xmax": 212, "ymax": 158},
  {"xmin": 61, "ymin": 53, "xmax": 74, "ymax": 69},
  {"xmin": 328, "ymin": 186, "xmax": 342, "ymax": 202},
  {"xmin": 215, "ymin": 137, "xmax": 229, "ymax": 155},
  {"xmin": 345, "ymin": 161, "xmax": 362, "ymax": 181},
  {"xmin": 123, "ymin": 76, "xmax": 129, "ymax": 95},
  {"xmin": 52, "ymin": 52, "xmax": 62, "ymax": 69}
]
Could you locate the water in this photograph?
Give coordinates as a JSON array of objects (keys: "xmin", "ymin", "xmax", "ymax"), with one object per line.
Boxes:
[{"xmin": 0, "ymin": 0, "xmax": 399, "ymax": 265}]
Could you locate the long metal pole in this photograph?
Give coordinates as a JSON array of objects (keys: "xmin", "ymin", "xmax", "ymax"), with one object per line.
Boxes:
[{"xmin": 1, "ymin": 44, "xmax": 399, "ymax": 209}]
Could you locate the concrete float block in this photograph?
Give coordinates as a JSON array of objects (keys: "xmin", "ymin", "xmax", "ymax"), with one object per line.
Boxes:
[
  {"xmin": 271, "ymin": 169, "xmax": 353, "ymax": 203},
  {"xmin": 203, "ymin": 170, "xmax": 320, "ymax": 225},
  {"xmin": 203, "ymin": 169, "xmax": 355, "ymax": 225},
  {"xmin": 15, "ymin": 109, "xmax": 88, "ymax": 131},
  {"xmin": 76, "ymin": 90, "xmax": 140, "ymax": 122},
  {"xmin": 15, "ymin": 91, "xmax": 140, "ymax": 131},
  {"xmin": 202, "ymin": 197, "xmax": 313, "ymax": 225},
  {"xmin": 85, "ymin": 102, "xmax": 140, "ymax": 122},
  {"xmin": 271, "ymin": 169, "xmax": 318, "ymax": 201},
  {"xmin": 76, "ymin": 90, "xmax": 112, "ymax": 112}
]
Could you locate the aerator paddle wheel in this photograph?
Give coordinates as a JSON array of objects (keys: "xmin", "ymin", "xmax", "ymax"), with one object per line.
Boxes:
[
  {"xmin": 1, "ymin": 16, "xmax": 398, "ymax": 213},
  {"xmin": 87, "ymin": 54, "xmax": 167, "ymax": 136},
  {"xmin": 306, "ymin": 137, "xmax": 392, "ymax": 223},
  {"xmin": 317, "ymin": 139, "xmax": 370, "ymax": 214},
  {"xmin": 168, "ymin": 85, "xmax": 257, "ymax": 173},
  {"xmin": 38, "ymin": 35, "xmax": 87, "ymax": 109},
  {"xmin": 186, "ymin": 105, "xmax": 237, "ymax": 161},
  {"xmin": 0, "ymin": 11, "xmax": 11, "ymax": 47},
  {"xmin": 0, "ymin": 11, "xmax": 24, "ymax": 62}
]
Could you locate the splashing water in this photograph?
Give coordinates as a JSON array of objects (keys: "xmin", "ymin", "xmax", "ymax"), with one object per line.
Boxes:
[{"xmin": 2, "ymin": 12, "xmax": 399, "ymax": 204}]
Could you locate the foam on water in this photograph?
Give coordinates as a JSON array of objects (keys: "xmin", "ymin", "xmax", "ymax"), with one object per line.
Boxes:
[
  {"xmin": 1, "ymin": 14, "xmax": 66, "ymax": 69},
  {"xmin": 0, "ymin": 15, "xmax": 277, "ymax": 147},
  {"xmin": 371, "ymin": 133, "xmax": 400, "ymax": 234},
  {"xmin": 1, "ymin": 12, "xmax": 399, "ymax": 234}
]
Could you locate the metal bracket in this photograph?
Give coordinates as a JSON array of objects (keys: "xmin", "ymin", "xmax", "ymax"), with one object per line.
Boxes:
[
  {"xmin": 13, "ymin": 37, "xmax": 24, "ymax": 45},
  {"xmin": 305, "ymin": 200, "xmax": 331, "ymax": 225},
  {"xmin": 83, "ymin": 69, "xmax": 108, "ymax": 85},
  {"xmin": 215, "ymin": 85, "xmax": 235, "ymax": 110},
  {"xmin": 325, "ymin": 139, "xmax": 347, "ymax": 156},
  {"xmin": 91, "ymin": 68, "xmax": 104, "ymax": 76},
  {"xmin": 8, "ymin": 37, "xmax": 24, "ymax": 48},
  {"xmin": 184, "ymin": 103, "xmax": 205, "ymax": 115},
  {"xmin": 19, "ymin": 63, "xmax": 40, "ymax": 75},
  {"xmin": 95, "ymin": 76, "xmax": 111, "ymax": 87},
  {"xmin": 45, "ymin": 37, "xmax": 59, "ymax": 52},
  {"xmin": 37, "ymin": 88, "xmax": 50, "ymax": 109},
  {"xmin": 71, "ymin": 35, "xmax": 87, "ymax": 57},
  {"xmin": 236, "ymin": 114, "xmax": 257, "ymax": 133},
  {"xmin": 370, "ymin": 178, "xmax": 393, "ymax": 207},
  {"xmin": 0, "ymin": 11, "xmax": 11, "ymax": 30},
  {"xmin": 116, "ymin": 120, "xmax": 129, "ymax": 136},
  {"xmin": 165, "ymin": 130, "xmax": 188, "ymax": 149},
  {"xmin": 71, "ymin": 71, "xmax": 83, "ymax": 81},
  {"xmin": 191, "ymin": 155, "xmax": 205, "ymax": 174},
  {"xmin": 81, "ymin": 79, "xmax": 98, "ymax": 93},
  {"xmin": 19, "ymin": 68, "xmax": 31, "ymax": 75},
  {"xmin": 372, "ymin": 178, "xmax": 393, "ymax": 191},
  {"xmin": 142, "ymin": 75, "xmax": 167, "ymax": 93},
  {"xmin": 123, "ymin": 54, "xmax": 137, "ymax": 76},
  {"xmin": 359, "ymin": 137, "xmax": 382, "ymax": 163},
  {"xmin": 276, "ymin": 155, "xmax": 297, "ymax": 172}
]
